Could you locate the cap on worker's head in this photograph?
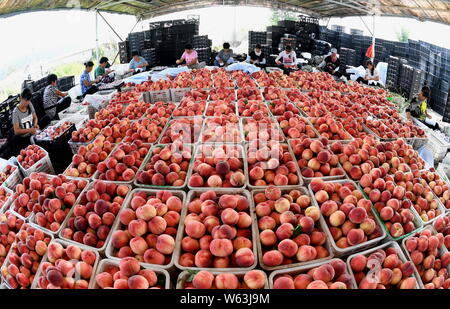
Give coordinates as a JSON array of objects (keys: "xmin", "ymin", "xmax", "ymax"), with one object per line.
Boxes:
[{"xmin": 331, "ymin": 48, "xmax": 337, "ymax": 54}]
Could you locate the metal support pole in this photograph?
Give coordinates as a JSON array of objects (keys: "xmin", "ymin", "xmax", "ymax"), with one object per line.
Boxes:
[
  {"xmin": 95, "ymin": 10, "xmax": 100, "ymax": 61},
  {"xmin": 371, "ymin": 14, "xmax": 376, "ymax": 61}
]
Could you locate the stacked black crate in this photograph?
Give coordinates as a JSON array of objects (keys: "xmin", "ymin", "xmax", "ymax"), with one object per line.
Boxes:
[
  {"xmin": 192, "ymin": 35, "xmax": 212, "ymax": 64},
  {"xmin": 331, "ymin": 25, "xmax": 345, "ymax": 33},
  {"xmin": 339, "ymin": 48, "xmax": 356, "ymax": 73},
  {"xmin": 248, "ymin": 31, "xmax": 267, "ymax": 54},
  {"xmin": 431, "ymin": 81, "xmax": 449, "ymax": 116},
  {"xmin": 57, "ymin": 76, "xmax": 75, "ymax": 92},
  {"xmin": 128, "ymin": 31, "xmax": 145, "ymax": 56},
  {"xmin": 386, "ymin": 56, "xmax": 402, "ymax": 90},
  {"xmin": 118, "ymin": 41, "xmax": 130, "ymax": 64},
  {"xmin": 141, "ymin": 49, "xmax": 157, "ymax": 66},
  {"xmin": 350, "ymin": 29, "xmax": 363, "ymax": 36},
  {"xmin": 266, "ymin": 25, "xmax": 286, "ymax": 54},
  {"xmin": 0, "ymin": 95, "xmax": 20, "ymax": 138},
  {"xmin": 311, "ymin": 40, "xmax": 331, "ymax": 56}
]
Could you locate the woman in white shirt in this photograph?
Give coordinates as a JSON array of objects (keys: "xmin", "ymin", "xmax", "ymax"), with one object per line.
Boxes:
[
  {"xmin": 275, "ymin": 45, "xmax": 297, "ymax": 74},
  {"xmin": 356, "ymin": 60, "xmax": 380, "ymax": 85}
]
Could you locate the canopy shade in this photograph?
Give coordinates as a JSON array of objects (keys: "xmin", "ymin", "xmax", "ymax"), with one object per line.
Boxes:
[{"xmin": 0, "ymin": 0, "xmax": 449, "ymax": 25}]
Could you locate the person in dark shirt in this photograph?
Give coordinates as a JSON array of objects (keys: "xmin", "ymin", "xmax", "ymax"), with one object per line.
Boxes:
[
  {"xmin": 248, "ymin": 44, "xmax": 266, "ymax": 68},
  {"xmin": 319, "ymin": 48, "xmax": 342, "ymax": 78}
]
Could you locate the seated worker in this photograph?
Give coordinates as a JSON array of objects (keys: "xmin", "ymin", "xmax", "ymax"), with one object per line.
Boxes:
[
  {"xmin": 95, "ymin": 57, "xmax": 114, "ymax": 81},
  {"xmin": 214, "ymin": 43, "xmax": 235, "ymax": 67},
  {"xmin": 275, "ymin": 45, "xmax": 297, "ymax": 74},
  {"xmin": 318, "ymin": 48, "xmax": 342, "ymax": 78},
  {"xmin": 176, "ymin": 44, "xmax": 206, "ymax": 69},
  {"xmin": 356, "ymin": 60, "xmax": 380, "ymax": 85},
  {"xmin": 0, "ymin": 88, "xmax": 39, "ymax": 158},
  {"xmin": 43, "ymin": 74, "xmax": 71, "ymax": 120},
  {"xmin": 248, "ymin": 44, "xmax": 266, "ymax": 68},
  {"xmin": 129, "ymin": 51, "xmax": 149, "ymax": 73},
  {"xmin": 406, "ymin": 86, "xmax": 439, "ymax": 130},
  {"xmin": 80, "ymin": 61, "xmax": 100, "ymax": 97}
]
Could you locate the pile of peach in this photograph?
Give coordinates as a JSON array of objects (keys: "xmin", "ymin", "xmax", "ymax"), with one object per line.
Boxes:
[
  {"xmin": 0, "ymin": 164, "xmax": 16, "ymax": 186},
  {"xmin": 286, "ymin": 89, "xmax": 313, "ymax": 105},
  {"xmin": 148, "ymin": 80, "xmax": 172, "ymax": 91},
  {"xmin": 254, "ymin": 187, "xmax": 329, "ymax": 268},
  {"xmin": 290, "ymin": 137, "xmax": 344, "ymax": 179},
  {"xmin": 209, "ymin": 88, "xmax": 236, "ymax": 101},
  {"xmin": 178, "ymin": 191, "xmax": 255, "ymax": 269},
  {"xmin": 359, "ymin": 173, "xmax": 418, "ymax": 238},
  {"xmin": 395, "ymin": 172, "xmax": 443, "ymax": 223},
  {"xmin": 119, "ymin": 101, "xmax": 151, "ymax": 120},
  {"xmin": 309, "ymin": 116, "xmax": 353, "ymax": 141},
  {"xmin": 205, "ymin": 100, "xmax": 237, "ymax": 117},
  {"xmin": 111, "ymin": 190, "xmax": 182, "ymax": 265},
  {"xmin": 201, "ymin": 119, "xmax": 242, "ymax": 143},
  {"xmin": 32, "ymin": 175, "xmax": 88, "ymax": 232},
  {"xmin": 36, "ymin": 242, "xmax": 97, "ymax": 289},
  {"xmin": 184, "ymin": 89, "xmax": 209, "ymax": 101},
  {"xmin": 272, "ymin": 259, "xmax": 352, "ymax": 289},
  {"xmin": 70, "ymin": 119, "xmax": 109, "ymax": 143},
  {"xmin": 379, "ymin": 140, "xmax": 427, "ymax": 171},
  {"xmin": 172, "ymin": 98, "xmax": 206, "ymax": 117},
  {"xmin": 343, "ymin": 117, "xmax": 366, "ymax": 139},
  {"xmin": 276, "ymin": 114, "xmax": 317, "ymax": 139},
  {"xmin": 136, "ymin": 143, "xmax": 191, "ymax": 187},
  {"xmin": 213, "ymin": 74, "xmax": 234, "ymax": 88},
  {"xmin": 235, "ymin": 76, "xmax": 257, "ymax": 88},
  {"xmin": 192, "ymin": 76, "xmax": 212, "ymax": 89},
  {"xmin": 122, "ymin": 117, "xmax": 168, "ymax": 144},
  {"xmin": 17, "ymin": 145, "xmax": 47, "ymax": 169},
  {"xmin": 349, "ymin": 245, "xmax": 418, "ymax": 289},
  {"xmin": 0, "ymin": 187, "xmax": 12, "ymax": 210},
  {"xmin": 12, "ymin": 173, "xmax": 87, "ymax": 222},
  {"xmin": 95, "ymin": 257, "xmax": 164, "ymax": 289},
  {"xmin": 247, "ymin": 142, "xmax": 299, "ymax": 187},
  {"xmin": 433, "ymin": 216, "xmax": 450, "ymax": 250},
  {"xmin": 263, "ymin": 87, "xmax": 286, "ymax": 101},
  {"xmin": 379, "ymin": 118, "xmax": 426, "ymax": 139},
  {"xmin": 65, "ymin": 137, "xmax": 115, "ymax": 178},
  {"xmin": 188, "ymin": 145, "xmax": 245, "ymax": 188},
  {"xmin": 364, "ymin": 119, "xmax": 398, "ymax": 139},
  {"xmin": 0, "ymin": 212, "xmax": 25, "ymax": 267},
  {"xmin": 413, "ymin": 170, "xmax": 450, "ymax": 210},
  {"xmin": 60, "ymin": 181, "xmax": 130, "ymax": 249},
  {"xmin": 183, "ymin": 270, "xmax": 266, "ymax": 289},
  {"xmin": 95, "ymin": 141, "xmax": 150, "ymax": 182},
  {"xmin": 159, "ymin": 118, "xmax": 203, "ymax": 144},
  {"xmin": 310, "ymin": 180, "xmax": 383, "ymax": 249},
  {"xmin": 1, "ymin": 223, "xmax": 51, "ymax": 289},
  {"xmin": 268, "ymin": 99, "xmax": 301, "ymax": 116},
  {"xmin": 237, "ymin": 99, "xmax": 270, "ymax": 118},
  {"xmin": 237, "ymin": 87, "xmax": 263, "ymax": 100},
  {"xmin": 144, "ymin": 101, "xmax": 176, "ymax": 119},
  {"xmin": 243, "ymin": 118, "xmax": 284, "ymax": 142},
  {"xmin": 404, "ymin": 229, "xmax": 450, "ymax": 289},
  {"xmin": 95, "ymin": 104, "xmax": 124, "ymax": 121}
]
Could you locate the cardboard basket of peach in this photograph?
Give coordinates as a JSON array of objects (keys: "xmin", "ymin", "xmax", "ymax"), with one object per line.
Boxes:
[
  {"xmin": 58, "ymin": 181, "xmax": 133, "ymax": 255},
  {"xmin": 0, "ymin": 211, "xmax": 26, "ymax": 270},
  {"xmin": 185, "ymin": 144, "xmax": 248, "ymax": 191},
  {"xmin": 0, "ymin": 186, "xmax": 14, "ymax": 214},
  {"xmin": 401, "ymin": 225, "xmax": 450, "ymax": 289},
  {"xmin": 199, "ymin": 118, "xmax": 243, "ymax": 144},
  {"xmin": 173, "ymin": 189, "xmax": 258, "ymax": 272},
  {"xmin": 245, "ymin": 142, "xmax": 303, "ymax": 191},
  {"xmin": 0, "ymin": 159, "xmax": 22, "ymax": 190},
  {"xmin": 90, "ymin": 258, "xmax": 171, "ymax": 289},
  {"xmin": 0, "ymin": 223, "xmax": 54, "ymax": 289},
  {"xmin": 105, "ymin": 188, "xmax": 186, "ymax": 272},
  {"xmin": 355, "ymin": 182, "xmax": 424, "ymax": 242},
  {"xmin": 16, "ymin": 145, "xmax": 55, "ymax": 177},
  {"xmin": 269, "ymin": 258, "xmax": 355, "ymax": 289},
  {"xmin": 346, "ymin": 241, "xmax": 422, "ymax": 289},
  {"xmin": 27, "ymin": 175, "xmax": 89, "ymax": 237},
  {"xmin": 176, "ymin": 269, "xmax": 269, "ymax": 289},
  {"xmin": 308, "ymin": 179, "xmax": 387, "ymax": 257},
  {"xmin": 134, "ymin": 144, "xmax": 194, "ymax": 190},
  {"xmin": 31, "ymin": 238, "xmax": 100, "ymax": 289},
  {"xmin": 252, "ymin": 187, "xmax": 334, "ymax": 271},
  {"xmin": 287, "ymin": 139, "xmax": 347, "ymax": 184}
]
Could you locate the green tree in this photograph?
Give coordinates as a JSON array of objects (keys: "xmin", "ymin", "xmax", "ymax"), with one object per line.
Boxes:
[
  {"xmin": 396, "ymin": 27, "xmax": 410, "ymax": 43},
  {"xmin": 271, "ymin": 9, "xmax": 297, "ymax": 25}
]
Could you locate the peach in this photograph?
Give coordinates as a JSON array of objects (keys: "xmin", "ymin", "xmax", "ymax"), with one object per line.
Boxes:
[
  {"xmin": 235, "ymin": 247, "xmax": 255, "ymax": 267},
  {"xmin": 119, "ymin": 257, "xmax": 140, "ymax": 276},
  {"xmin": 128, "ymin": 275, "xmax": 149, "ymax": 289},
  {"xmin": 221, "ymin": 208, "xmax": 239, "ymax": 226},
  {"xmin": 313, "ymin": 264, "xmax": 335, "ymax": 282},
  {"xmin": 399, "ymin": 277, "xmax": 417, "ymax": 289},
  {"xmin": 210, "ymin": 239, "xmax": 233, "ymax": 257},
  {"xmin": 273, "ymin": 276, "xmax": 295, "ymax": 289},
  {"xmin": 276, "ymin": 223, "xmax": 294, "ymax": 240},
  {"xmin": 306, "ymin": 280, "xmax": 328, "ymax": 289},
  {"xmin": 233, "ymin": 236, "xmax": 252, "ymax": 250},
  {"xmin": 329, "ymin": 211, "xmax": 346, "ymax": 227},
  {"xmin": 192, "ymin": 270, "xmax": 214, "ymax": 289},
  {"xmin": 96, "ymin": 272, "xmax": 113, "ymax": 288},
  {"xmin": 265, "ymin": 186, "xmax": 282, "ymax": 201},
  {"xmin": 293, "ymin": 274, "xmax": 312, "ymax": 289},
  {"xmin": 215, "ymin": 273, "xmax": 239, "ymax": 289},
  {"xmin": 347, "ymin": 229, "xmax": 365, "ymax": 246},
  {"xmin": 350, "ymin": 255, "xmax": 367, "ymax": 273},
  {"xmin": 296, "ymin": 245, "xmax": 317, "ymax": 262},
  {"xmin": 348, "ymin": 207, "xmax": 367, "ymax": 224},
  {"xmin": 260, "ymin": 230, "xmax": 277, "ymax": 247},
  {"xmin": 143, "ymin": 248, "xmax": 165, "ymax": 265},
  {"xmin": 244, "ymin": 270, "xmax": 266, "ymax": 289},
  {"xmin": 156, "ymin": 234, "xmax": 175, "ymax": 255},
  {"xmin": 278, "ymin": 239, "xmax": 298, "ymax": 257},
  {"xmin": 262, "ymin": 250, "xmax": 283, "ymax": 266}
]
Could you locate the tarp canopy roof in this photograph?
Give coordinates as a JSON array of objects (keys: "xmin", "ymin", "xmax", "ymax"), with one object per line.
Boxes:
[{"xmin": 0, "ymin": 0, "xmax": 449, "ymax": 25}]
